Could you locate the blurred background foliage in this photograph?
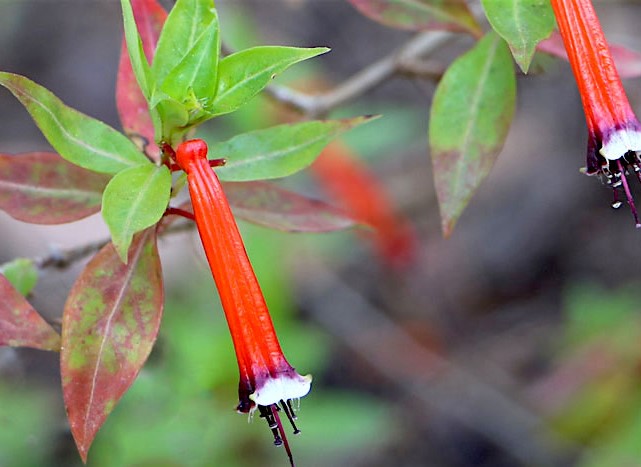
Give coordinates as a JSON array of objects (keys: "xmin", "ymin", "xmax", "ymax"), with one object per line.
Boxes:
[{"xmin": 2, "ymin": 1, "xmax": 641, "ymax": 466}]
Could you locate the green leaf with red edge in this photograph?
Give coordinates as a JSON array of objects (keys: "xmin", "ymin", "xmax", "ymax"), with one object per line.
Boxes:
[
  {"xmin": 347, "ymin": 0, "xmax": 481, "ymax": 35},
  {"xmin": 481, "ymin": 0, "xmax": 554, "ymax": 73},
  {"xmin": 116, "ymin": 0, "xmax": 167, "ymax": 159},
  {"xmin": 214, "ymin": 116, "xmax": 377, "ymax": 181},
  {"xmin": 538, "ymin": 32, "xmax": 641, "ymax": 79},
  {"xmin": 0, "ymin": 275, "xmax": 60, "ymax": 351},
  {"xmin": 0, "ymin": 152, "xmax": 109, "ymax": 224},
  {"xmin": 0, "ymin": 72, "xmax": 149, "ymax": 174},
  {"xmin": 102, "ymin": 163, "xmax": 171, "ymax": 262},
  {"xmin": 1, "ymin": 258, "xmax": 38, "ymax": 296},
  {"xmin": 61, "ymin": 228, "xmax": 163, "ymax": 462},
  {"xmin": 222, "ymin": 181, "xmax": 357, "ymax": 232},
  {"xmin": 120, "ymin": 0, "xmax": 154, "ymax": 100},
  {"xmin": 429, "ymin": 32, "xmax": 515, "ymax": 237}
]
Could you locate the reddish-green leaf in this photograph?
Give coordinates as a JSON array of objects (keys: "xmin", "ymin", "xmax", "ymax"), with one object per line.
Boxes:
[
  {"xmin": 0, "ymin": 275, "xmax": 60, "ymax": 351},
  {"xmin": 222, "ymin": 181, "xmax": 357, "ymax": 232},
  {"xmin": 347, "ymin": 0, "xmax": 481, "ymax": 35},
  {"xmin": 429, "ymin": 32, "xmax": 516, "ymax": 236},
  {"xmin": 538, "ymin": 31, "xmax": 641, "ymax": 79},
  {"xmin": 0, "ymin": 152, "xmax": 109, "ymax": 224},
  {"xmin": 61, "ymin": 228, "xmax": 163, "ymax": 462},
  {"xmin": 116, "ymin": 0, "xmax": 167, "ymax": 160}
]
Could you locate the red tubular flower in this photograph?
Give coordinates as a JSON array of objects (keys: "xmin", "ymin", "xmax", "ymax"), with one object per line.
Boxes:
[
  {"xmin": 551, "ymin": 0, "xmax": 641, "ymax": 225},
  {"xmin": 174, "ymin": 139, "xmax": 311, "ymax": 465}
]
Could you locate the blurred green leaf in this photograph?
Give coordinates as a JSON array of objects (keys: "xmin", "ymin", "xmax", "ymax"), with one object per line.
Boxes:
[
  {"xmin": 0, "ymin": 72, "xmax": 149, "ymax": 174},
  {"xmin": 481, "ymin": 0, "xmax": 555, "ymax": 73},
  {"xmin": 214, "ymin": 116, "xmax": 376, "ymax": 181},
  {"xmin": 0, "ymin": 258, "xmax": 38, "ymax": 296},
  {"xmin": 429, "ymin": 32, "xmax": 516, "ymax": 236},
  {"xmin": 208, "ymin": 46, "xmax": 329, "ymax": 117},
  {"xmin": 102, "ymin": 164, "xmax": 171, "ymax": 262},
  {"xmin": 0, "ymin": 383, "xmax": 57, "ymax": 467}
]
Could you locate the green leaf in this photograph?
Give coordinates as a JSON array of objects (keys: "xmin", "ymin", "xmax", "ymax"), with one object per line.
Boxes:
[
  {"xmin": 152, "ymin": 0, "xmax": 218, "ymax": 87},
  {"xmin": 214, "ymin": 116, "xmax": 375, "ymax": 181},
  {"xmin": 429, "ymin": 32, "xmax": 516, "ymax": 236},
  {"xmin": 0, "ymin": 72, "xmax": 149, "ymax": 174},
  {"xmin": 0, "ymin": 275, "xmax": 60, "ymax": 351},
  {"xmin": 159, "ymin": 11, "xmax": 220, "ymax": 106},
  {"xmin": 222, "ymin": 181, "xmax": 357, "ymax": 232},
  {"xmin": 481, "ymin": 0, "xmax": 555, "ymax": 73},
  {"xmin": 0, "ymin": 152, "xmax": 109, "ymax": 224},
  {"xmin": 0, "ymin": 258, "xmax": 38, "ymax": 297},
  {"xmin": 347, "ymin": 0, "xmax": 481, "ymax": 36},
  {"xmin": 120, "ymin": 0, "xmax": 154, "ymax": 99},
  {"xmin": 102, "ymin": 164, "xmax": 171, "ymax": 262},
  {"xmin": 61, "ymin": 228, "xmax": 163, "ymax": 462},
  {"xmin": 208, "ymin": 46, "xmax": 329, "ymax": 117}
]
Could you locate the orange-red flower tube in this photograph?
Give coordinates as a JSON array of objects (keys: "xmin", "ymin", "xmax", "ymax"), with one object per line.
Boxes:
[
  {"xmin": 551, "ymin": 0, "xmax": 641, "ymax": 225},
  {"xmin": 175, "ymin": 139, "xmax": 311, "ymax": 464}
]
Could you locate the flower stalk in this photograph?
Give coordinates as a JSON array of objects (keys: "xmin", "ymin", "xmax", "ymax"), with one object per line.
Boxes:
[
  {"xmin": 551, "ymin": 0, "xmax": 641, "ymax": 225},
  {"xmin": 174, "ymin": 139, "xmax": 311, "ymax": 466}
]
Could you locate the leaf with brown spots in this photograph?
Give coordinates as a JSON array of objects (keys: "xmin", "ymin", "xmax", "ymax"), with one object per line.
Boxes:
[
  {"xmin": 116, "ymin": 0, "xmax": 167, "ymax": 160},
  {"xmin": 347, "ymin": 0, "xmax": 481, "ymax": 35},
  {"xmin": 222, "ymin": 180, "xmax": 357, "ymax": 232},
  {"xmin": 0, "ymin": 152, "xmax": 109, "ymax": 224},
  {"xmin": 0, "ymin": 275, "xmax": 60, "ymax": 351},
  {"xmin": 61, "ymin": 228, "xmax": 163, "ymax": 462},
  {"xmin": 429, "ymin": 33, "xmax": 516, "ymax": 236}
]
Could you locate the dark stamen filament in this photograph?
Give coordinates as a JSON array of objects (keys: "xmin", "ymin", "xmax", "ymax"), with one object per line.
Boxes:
[
  {"xmin": 271, "ymin": 404, "xmax": 295, "ymax": 467},
  {"xmin": 258, "ymin": 405, "xmax": 283, "ymax": 446},
  {"xmin": 616, "ymin": 159, "xmax": 641, "ymax": 227},
  {"xmin": 280, "ymin": 400, "xmax": 301, "ymax": 434}
]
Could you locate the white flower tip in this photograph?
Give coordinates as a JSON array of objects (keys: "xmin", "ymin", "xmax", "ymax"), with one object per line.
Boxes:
[
  {"xmin": 600, "ymin": 129, "xmax": 641, "ymax": 160},
  {"xmin": 250, "ymin": 373, "xmax": 312, "ymax": 407}
]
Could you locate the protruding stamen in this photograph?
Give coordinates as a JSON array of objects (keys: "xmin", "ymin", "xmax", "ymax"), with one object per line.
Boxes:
[
  {"xmin": 616, "ymin": 159, "xmax": 641, "ymax": 227},
  {"xmin": 612, "ymin": 188, "xmax": 622, "ymax": 209},
  {"xmin": 280, "ymin": 400, "xmax": 301, "ymax": 435},
  {"xmin": 271, "ymin": 404, "xmax": 296, "ymax": 467},
  {"xmin": 258, "ymin": 405, "xmax": 283, "ymax": 446}
]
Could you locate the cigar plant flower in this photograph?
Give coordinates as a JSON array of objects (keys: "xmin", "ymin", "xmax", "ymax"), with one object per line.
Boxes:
[
  {"xmin": 174, "ymin": 139, "xmax": 311, "ymax": 466},
  {"xmin": 551, "ymin": 0, "xmax": 641, "ymax": 225}
]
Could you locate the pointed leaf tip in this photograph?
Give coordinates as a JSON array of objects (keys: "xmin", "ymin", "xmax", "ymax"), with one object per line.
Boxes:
[
  {"xmin": 481, "ymin": 0, "xmax": 555, "ymax": 73},
  {"xmin": 61, "ymin": 229, "xmax": 163, "ymax": 461}
]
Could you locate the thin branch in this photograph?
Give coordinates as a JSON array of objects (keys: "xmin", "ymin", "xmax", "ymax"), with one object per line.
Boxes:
[
  {"xmin": 32, "ymin": 220, "xmax": 195, "ymax": 271},
  {"xmin": 265, "ymin": 30, "xmax": 455, "ymax": 118}
]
